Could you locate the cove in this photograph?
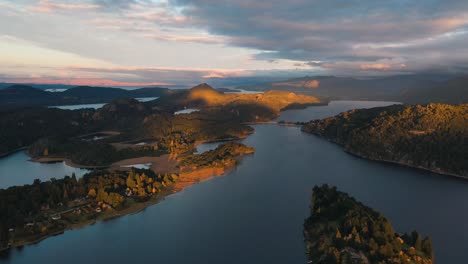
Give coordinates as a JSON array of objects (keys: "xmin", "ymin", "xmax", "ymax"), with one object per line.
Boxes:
[{"xmin": 0, "ymin": 151, "xmax": 89, "ymax": 189}]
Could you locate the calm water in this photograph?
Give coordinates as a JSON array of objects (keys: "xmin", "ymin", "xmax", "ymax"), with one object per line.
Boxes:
[
  {"xmin": 174, "ymin": 108, "xmax": 200, "ymax": 115},
  {"xmin": 2, "ymin": 101, "xmax": 468, "ymax": 264},
  {"xmin": 0, "ymin": 151, "xmax": 89, "ymax": 189},
  {"xmin": 49, "ymin": 97, "xmax": 160, "ymax": 110}
]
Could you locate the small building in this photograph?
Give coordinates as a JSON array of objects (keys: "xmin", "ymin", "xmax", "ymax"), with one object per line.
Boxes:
[{"xmin": 51, "ymin": 214, "xmax": 61, "ymax": 220}]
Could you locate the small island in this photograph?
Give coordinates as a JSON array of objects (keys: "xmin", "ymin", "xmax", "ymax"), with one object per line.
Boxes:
[{"xmin": 304, "ymin": 185, "xmax": 433, "ymax": 263}]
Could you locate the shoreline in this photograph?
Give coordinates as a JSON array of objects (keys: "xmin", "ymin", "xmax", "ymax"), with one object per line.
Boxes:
[
  {"xmin": 0, "ymin": 147, "xmax": 28, "ymax": 159},
  {"xmin": 305, "ymin": 132, "xmax": 467, "ymax": 180},
  {"xmin": 4, "ymin": 157, "xmax": 246, "ymax": 252}
]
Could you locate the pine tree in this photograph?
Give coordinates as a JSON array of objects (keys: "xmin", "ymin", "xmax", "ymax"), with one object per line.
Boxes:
[
  {"xmin": 422, "ymin": 236, "xmax": 433, "ymax": 259},
  {"xmin": 414, "ymin": 233, "xmax": 423, "ymax": 251}
]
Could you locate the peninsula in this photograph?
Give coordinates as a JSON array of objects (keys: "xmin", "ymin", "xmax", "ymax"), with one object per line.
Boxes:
[
  {"xmin": 0, "ymin": 142, "xmax": 254, "ymax": 251},
  {"xmin": 302, "ymin": 103, "xmax": 468, "ymax": 178},
  {"xmin": 0, "ymin": 84, "xmax": 319, "ymax": 251},
  {"xmin": 304, "ymin": 185, "xmax": 433, "ymax": 263}
]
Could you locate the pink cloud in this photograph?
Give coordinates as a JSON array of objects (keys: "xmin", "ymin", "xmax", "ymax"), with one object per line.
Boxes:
[
  {"xmin": 359, "ymin": 63, "xmax": 392, "ymax": 71},
  {"xmin": 142, "ymin": 33, "xmax": 226, "ymax": 44},
  {"xmin": 31, "ymin": 0, "xmax": 100, "ymax": 13},
  {"xmin": 6, "ymin": 77, "xmax": 172, "ymax": 87}
]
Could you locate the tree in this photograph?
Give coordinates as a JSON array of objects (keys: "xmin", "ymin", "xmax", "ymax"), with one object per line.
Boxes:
[
  {"xmin": 422, "ymin": 236, "xmax": 433, "ymax": 258},
  {"xmin": 414, "ymin": 233, "xmax": 423, "ymax": 251},
  {"xmin": 126, "ymin": 173, "xmax": 136, "ymax": 188},
  {"xmin": 96, "ymin": 188, "xmax": 108, "ymax": 202},
  {"xmin": 335, "ymin": 228, "xmax": 342, "ymax": 239},
  {"xmin": 88, "ymin": 188, "xmax": 96, "ymax": 197},
  {"xmin": 63, "ymin": 188, "xmax": 69, "ymax": 201},
  {"xmin": 0, "ymin": 221, "xmax": 8, "ymax": 250}
]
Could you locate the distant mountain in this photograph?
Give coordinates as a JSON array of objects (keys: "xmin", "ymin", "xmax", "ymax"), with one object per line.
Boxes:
[
  {"xmin": 238, "ymin": 74, "xmax": 466, "ymax": 103},
  {"xmin": 0, "ymin": 85, "xmax": 172, "ymax": 111},
  {"xmin": 0, "ymin": 83, "xmax": 80, "ymax": 91},
  {"xmin": 402, "ymin": 76, "xmax": 468, "ymax": 104}
]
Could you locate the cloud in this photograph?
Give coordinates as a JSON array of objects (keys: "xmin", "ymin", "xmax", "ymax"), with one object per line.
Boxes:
[
  {"xmin": 168, "ymin": 0, "xmax": 468, "ymax": 74},
  {"xmin": 3, "ymin": 76, "xmax": 171, "ymax": 87},
  {"xmin": 31, "ymin": 0, "xmax": 100, "ymax": 13}
]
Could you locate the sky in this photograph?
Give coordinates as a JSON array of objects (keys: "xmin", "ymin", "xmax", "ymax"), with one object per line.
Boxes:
[{"xmin": 1, "ymin": 0, "xmax": 468, "ymax": 87}]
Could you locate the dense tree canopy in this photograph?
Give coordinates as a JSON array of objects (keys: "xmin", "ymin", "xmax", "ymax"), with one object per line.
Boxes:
[
  {"xmin": 304, "ymin": 185, "xmax": 433, "ymax": 263},
  {"xmin": 303, "ymin": 104, "xmax": 468, "ymax": 176}
]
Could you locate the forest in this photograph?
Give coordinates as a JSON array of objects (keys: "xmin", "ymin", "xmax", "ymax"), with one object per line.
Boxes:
[
  {"xmin": 0, "ymin": 141, "xmax": 254, "ymax": 250},
  {"xmin": 302, "ymin": 103, "xmax": 468, "ymax": 177},
  {"xmin": 304, "ymin": 185, "xmax": 433, "ymax": 263},
  {"xmin": 0, "ymin": 84, "xmax": 316, "ymax": 166}
]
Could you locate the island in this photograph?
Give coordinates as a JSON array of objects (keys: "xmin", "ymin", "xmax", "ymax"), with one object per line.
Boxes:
[
  {"xmin": 0, "ymin": 142, "xmax": 254, "ymax": 251},
  {"xmin": 304, "ymin": 185, "xmax": 433, "ymax": 263},
  {"xmin": 302, "ymin": 103, "xmax": 468, "ymax": 178}
]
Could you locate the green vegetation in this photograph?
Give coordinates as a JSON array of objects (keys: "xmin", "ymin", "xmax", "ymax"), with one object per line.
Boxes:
[
  {"xmin": 151, "ymin": 83, "xmax": 322, "ymax": 121},
  {"xmin": 1, "ymin": 84, "xmax": 316, "ymax": 166},
  {"xmin": 0, "ymin": 141, "xmax": 254, "ymax": 250},
  {"xmin": 302, "ymin": 104, "xmax": 468, "ymax": 177},
  {"xmin": 304, "ymin": 185, "xmax": 433, "ymax": 264},
  {"xmin": 179, "ymin": 142, "xmax": 255, "ymax": 169},
  {"xmin": 0, "ymin": 168, "xmax": 175, "ymax": 250},
  {"xmin": 0, "ymin": 85, "xmax": 171, "ymax": 110}
]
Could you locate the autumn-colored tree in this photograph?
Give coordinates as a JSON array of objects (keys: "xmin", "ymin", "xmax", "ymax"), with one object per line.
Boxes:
[
  {"xmin": 126, "ymin": 173, "xmax": 136, "ymax": 188},
  {"xmin": 88, "ymin": 188, "xmax": 96, "ymax": 197}
]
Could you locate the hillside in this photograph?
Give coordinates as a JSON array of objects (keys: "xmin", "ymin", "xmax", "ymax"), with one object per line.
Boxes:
[
  {"xmin": 153, "ymin": 83, "xmax": 323, "ymax": 121},
  {"xmin": 304, "ymin": 185, "xmax": 433, "ymax": 263},
  {"xmin": 402, "ymin": 76, "xmax": 468, "ymax": 104},
  {"xmin": 0, "ymin": 85, "xmax": 171, "ymax": 110},
  {"xmin": 302, "ymin": 104, "xmax": 468, "ymax": 177}
]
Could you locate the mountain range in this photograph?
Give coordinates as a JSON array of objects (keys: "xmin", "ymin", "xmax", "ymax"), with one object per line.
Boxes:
[
  {"xmin": 238, "ymin": 74, "xmax": 468, "ymax": 104},
  {"xmin": 0, "ymin": 85, "xmax": 172, "ymax": 110}
]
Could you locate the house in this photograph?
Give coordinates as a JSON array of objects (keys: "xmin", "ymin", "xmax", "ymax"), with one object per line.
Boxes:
[{"xmin": 51, "ymin": 214, "xmax": 61, "ymax": 220}]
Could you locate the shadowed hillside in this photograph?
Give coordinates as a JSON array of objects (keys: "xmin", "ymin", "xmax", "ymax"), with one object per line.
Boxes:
[
  {"xmin": 0, "ymin": 85, "xmax": 171, "ymax": 110},
  {"xmin": 239, "ymin": 74, "xmax": 467, "ymax": 104},
  {"xmin": 302, "ymin": 103, "xmax": 468, "ymax": 177}
]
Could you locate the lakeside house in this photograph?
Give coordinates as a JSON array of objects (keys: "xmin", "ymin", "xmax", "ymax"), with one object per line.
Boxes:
[{"xmin": 51, "ymin": 214, "xmax": 61, "ymax": 221}]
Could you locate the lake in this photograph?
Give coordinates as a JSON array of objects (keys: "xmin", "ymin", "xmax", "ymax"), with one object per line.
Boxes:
[
  {"xmin": 174, "ymin": 108, "xmax": 200, "ymax": 115},
  {"xmin": 1, "ymin": 101, "xmax": 467, "ymax": 264},
  {"xmin": 0, "ymin": 151, "xmax": 89, "ymax": 189},
  {"xmin": 49, "ymin": 97, "xmax": 160, "ymax": 110}
]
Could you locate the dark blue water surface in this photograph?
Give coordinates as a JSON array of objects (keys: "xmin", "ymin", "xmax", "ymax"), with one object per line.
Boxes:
[
  {"xmin": 0, "ymin": 151, "xmax": 89, "ymax": 189},
  {"xmin": 2, "ymin": 101, "xmax": 467, "ymax": 264}
]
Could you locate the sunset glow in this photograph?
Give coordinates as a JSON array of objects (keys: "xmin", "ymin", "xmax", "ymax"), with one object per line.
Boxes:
[{"xmin": 1, "ymin": 0, "xmax": 468, "ymax": 86}]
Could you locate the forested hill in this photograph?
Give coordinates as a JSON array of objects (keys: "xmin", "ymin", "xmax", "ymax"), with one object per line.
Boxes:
[
  {"xmin": 302, "ymin": 104, "xmax": 468, "ymax": 177},
  {"xmin": 0, "ymin": 85, "xmax": 171, "ymax": 110},
  {"xmin": 304, "ymin": 185, "xmax": 433, "ymax": 263}
]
